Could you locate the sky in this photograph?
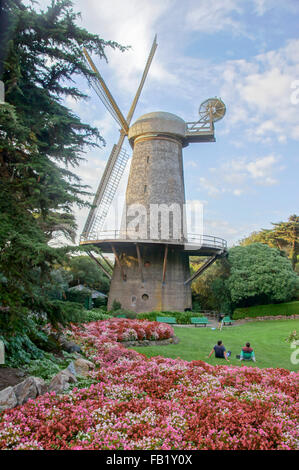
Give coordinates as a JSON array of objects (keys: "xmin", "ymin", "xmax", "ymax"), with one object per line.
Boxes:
[{"xmin": 36, "ymin": 0, "xmax": 299, "ymax": 247}]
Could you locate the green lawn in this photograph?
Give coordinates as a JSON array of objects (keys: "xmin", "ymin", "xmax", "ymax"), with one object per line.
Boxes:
[{"xmin": 129, "ymin": 320, "xmax": 299, "ymax": 371}]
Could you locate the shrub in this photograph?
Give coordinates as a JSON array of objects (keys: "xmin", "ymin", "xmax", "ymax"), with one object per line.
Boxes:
[
  {"xmin": 65, "ymin": 289, "xmax": 93, "ymax": 310},
  {"xmin": 137, "ymin": 311, "xmax": 205, "ymax": 324},
  {"xmin": 109, "ymin": 309, "xmax": 137, "ymax": 319},
  {"xmin": 233, "ymin": 301, "xmax": 299, "ymax": 320},
  {"xmin": 23, "ymin": 351, "xmax": 77, "ymax": 381},
  {"xmin": 92, "ymin": 297, "xmax": 107, "ymax": 308},
  {"xmin": 111, "ymin": 300, "xmax": 122, "ymax": 311},
  {"xmin": 77, "ymin": 309, "xmax": 112, "ymax": 323}
]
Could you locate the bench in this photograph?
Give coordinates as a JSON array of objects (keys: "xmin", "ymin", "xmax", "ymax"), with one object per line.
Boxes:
[
  {"xmin": 223, "ymin": 316, "xmax": 234, "ymax": 325},
  {"xmin": 115, "ymin": 313, "xmax": 127, "ymax": 318},
  {"xmin": 156, "ymin": 316, "xmax": 177, "ymax": 324},
  {"xmin": 191, "ymin": 317, "xmax": 209, "ymax": 327}
]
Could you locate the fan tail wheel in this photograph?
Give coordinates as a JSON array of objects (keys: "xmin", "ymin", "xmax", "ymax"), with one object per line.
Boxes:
[{"xmin": 199, "ymin": 97, "xmax": 226, "ymax": 122}]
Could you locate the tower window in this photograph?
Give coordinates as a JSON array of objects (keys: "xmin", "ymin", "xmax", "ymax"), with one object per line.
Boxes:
[
  {"xmin": 147, "ymin": 156, "xmax": 150, "ymax": 163},
  {"xmin": 144, "ymin": 185, "xmax": 147, "ymax": 193},
  {"xmin": 142, "ymin": 294, "xmax": 149, "ymax": 301}
]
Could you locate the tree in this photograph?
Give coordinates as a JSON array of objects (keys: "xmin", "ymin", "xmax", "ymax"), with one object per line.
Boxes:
[
  {"xmin": 226, "ymin": 243, "xmax": 299, "ymax": 307},
  {"xmin": 0, "ymin": 0, "xmax": 124, "ymax": 330},
  {"xmin": 271, "ymin": 215, "xmax": 299, "ymax": 270},
  {"xmin": 240, "ymin": 215, "xmax": 299, "ymax": 270},
  {"xmin": 66, "ymin": 255, "xmax": 110, "ymax": 293},
  {"xmin": 190, "ymin": 257, "xmax": 230, "ymax": 311}
]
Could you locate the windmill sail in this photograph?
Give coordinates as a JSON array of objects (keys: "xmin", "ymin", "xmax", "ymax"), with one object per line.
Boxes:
[
  {"xmin": 82, "ymin": 134, "xmax": 129, "ymax": 239},
  {"xmin": 81, "ymin": 36, "xmax": 158, "ymax": 241}
]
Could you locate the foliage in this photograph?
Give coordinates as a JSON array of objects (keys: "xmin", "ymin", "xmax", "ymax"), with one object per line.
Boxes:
[
  {"xmin": 75, "ymin": 308, "xmax": 112, "ymax": 323},
  {"xmin": 110, "ymin": 300, "xmax": 122, "ymax": 312},
  {"xmin": 0, "ymin": 313, "xmax": 47, "ymax": 367},
  {"xmin": 0, "ymin": 0, "xmax": 122, "ymax": 332},
  {"xmin": 65, "ymin": 288, "xmax": 93, "ymax": 310},
  {"xmin": 137, "ymin": 311, "xmax": 205, "ymax": 324},
  {"xmin": 0, "ymin": 320, "xmax": 298, "ymax": 450},
  {"xmin": 0, "ymin": 300, "xmax": 85, "ymax": 366},
  {"xmin": 109, "ymin": 309, "xmax": 137, "ymax": 319},
  {"xmin": 240, "ymin": 215, "xmax": 299, "ymax": 269},
  {"xmin": 190, "ymin": 258, "xmax": 230, "ymax": 311},
  {"xmin": 233, "ymin": 301, "xmax": 299, "ymax": 320},
  {"xmin": 66, "ymin": 256, "xmax": 110, "ymax": 293},
  {"xmin": 92, "ymin": 297, "xmax": 107, "ymax": 309},
  {"xmin": 227, "ymin": 244, "xmax": 299, "ymax": 307},
  {"xmin": 23, "ymin": 351, "xmax": 78, "ymax": 381}
]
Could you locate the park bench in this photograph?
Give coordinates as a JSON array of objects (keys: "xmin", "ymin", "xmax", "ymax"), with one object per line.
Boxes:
[
  {"xmin": 115, "ymin": 313, "xmax": 127, "ymax": 318},
  {"xmin": 223, "ymin": 316, "xmax": 234, "ymax": 326},
  {"xmin": 191, "ymin": 317, "xmax": 209, "ymax": 327},
  {"xmin": 156, "ymin": 316, "xmax": 177, "ymax": 324}
]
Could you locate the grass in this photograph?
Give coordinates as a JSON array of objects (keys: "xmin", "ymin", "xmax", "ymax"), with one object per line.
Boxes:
[{"xmin": 129, "ymin": 319, "xmax": 299, "ymax": 371}]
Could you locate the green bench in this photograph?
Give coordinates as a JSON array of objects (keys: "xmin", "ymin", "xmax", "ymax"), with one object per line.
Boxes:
[
  {"xmin": 223, "ymin": 316, "xmax": 234, "ymax": 325},
  {"xmin": 156, "ymin": 316, "xmax": 177, "ymax": 324},
  {"xmin": 115, "ymin": 313, "xmax": 126, "ymax": 318},
  {"xmin": 191, "ymin": 317, "xmax": 209, "ymax": 327}
]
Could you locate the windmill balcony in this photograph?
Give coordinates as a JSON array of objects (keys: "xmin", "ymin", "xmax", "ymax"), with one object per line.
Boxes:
[{"xmin": 80, "ymin": 230, "xmax": 227, "ymax": 256}]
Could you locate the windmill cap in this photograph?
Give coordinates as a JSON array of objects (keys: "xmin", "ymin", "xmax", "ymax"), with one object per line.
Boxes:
[{"xmin": 128, "ymin": 111, "xmax": 186, "ymax": 144}]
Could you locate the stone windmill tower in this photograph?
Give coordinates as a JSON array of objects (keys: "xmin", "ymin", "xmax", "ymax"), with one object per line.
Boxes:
[{"xmin": 80, "ymin": 37, "xmax": 227, "ymax": 313}]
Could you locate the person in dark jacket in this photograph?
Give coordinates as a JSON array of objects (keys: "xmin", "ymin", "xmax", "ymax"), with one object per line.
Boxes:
[{"xmin": 208, "ymin": 340, "xmax": 230, "ymax": 361}]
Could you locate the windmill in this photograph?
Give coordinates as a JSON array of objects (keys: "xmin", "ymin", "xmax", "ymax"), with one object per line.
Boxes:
[{"xmin": 80, "ymin": 36, "xmax": 227, "ymax": 313}]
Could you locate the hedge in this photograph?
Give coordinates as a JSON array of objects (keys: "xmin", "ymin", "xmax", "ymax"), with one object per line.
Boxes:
[
  {"xmin": 137, "ymin": 311, "xmax": 205, "ymax": 324},
  {"xmin": 233, "ymin": 301, "xmax": 299, "ymax": 320}
]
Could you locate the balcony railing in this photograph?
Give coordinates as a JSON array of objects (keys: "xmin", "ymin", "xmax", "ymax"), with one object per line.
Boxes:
[{"xmin": 80, "ymin": 230, "xmax": 227, "ymax": 251}]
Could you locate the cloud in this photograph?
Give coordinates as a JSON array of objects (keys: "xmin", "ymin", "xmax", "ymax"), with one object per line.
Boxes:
[
  {"xmin": 197, "ymin": 154, "xmax": 282, "ymax": 198},
  {"xmin": 80, "ymin": 0, "xmax": 174, "ymax": 98},
  {"xmin": 184, "ymin": 0, "xmax": 244, "ymax": 35}
]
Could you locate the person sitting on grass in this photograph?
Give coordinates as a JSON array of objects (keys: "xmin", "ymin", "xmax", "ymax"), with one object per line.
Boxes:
[
  {"xmin": 208, "ymin": 340, "xmax": 230, "ymax": 362},
  {"xmin": 240, "ymin": 342, "xmax": 256, "ymax": 362}
]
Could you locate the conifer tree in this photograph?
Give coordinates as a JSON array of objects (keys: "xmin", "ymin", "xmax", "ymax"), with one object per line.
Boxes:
[
  {"xmin": 0, "ymin": 0, "xmax": 124, "ymax": 330},
  {"xmin": 240, "ymin": 215, "xmax": 299, "ymax": 270}
]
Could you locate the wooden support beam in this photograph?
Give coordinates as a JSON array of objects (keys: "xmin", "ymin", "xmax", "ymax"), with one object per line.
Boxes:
[
  {"xmin": 99, "ymin": 252, "xmax": 114, "ymax": 271},
  {"xmin": 111, "ymin": 244, "xmax": 126, "ymax": 281},
  {"xmin": 162, "ymin": 244, "xmax": 168, "ymax": 285},
  {"xmin": 184, "ymin": 255, "xmax": 217, "ymax": 285},
  {"xmin": 87, "ymin": 251, "xmax": 112, "ymax": 280},
  {"xmin": 135, "ymin": 243, "xmax": 144, "ymax": 283}
]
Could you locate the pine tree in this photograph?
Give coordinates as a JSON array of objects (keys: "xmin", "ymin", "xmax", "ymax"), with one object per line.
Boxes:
[
  {"xmin": 240, "ymin": 215, "xmax": 299, "ymax": 269},
  {"xmin": 0, "ymin": 0, "xmax": 124, "ymax": 331}
]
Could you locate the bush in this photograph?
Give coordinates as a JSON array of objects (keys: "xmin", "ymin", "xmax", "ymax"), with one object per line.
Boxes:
[
  {"xmin": 137, "ymin": 311, "xmax": 205, "ymax": 324},
  {"xmin": 109, "ymin": 309, "xmax": 137, "ymax": 319},
  {"xmin": 92, "ymin": 296, "xmax": 107, "ymax": 308},
  {"xmin": 65, "ymin": 289, "xmax": 93, "ymax": 310},
  {"xmin": 23, "ymin": 351, "xmax": 77, "ymax": 381},
  {"xmin": 233, "ymin": 301, "xmax": 299, "ymax": 320},
  {"xmin": 227, "ymin": 244, "xmax": 299, "ymax": 307},
  {"xmin": 110, "ymin": 300, "xmax": 122, "ymax": 311},
  {"xmin": 76, "ymin": 308, "xmax": 112, "ymax": 323}
]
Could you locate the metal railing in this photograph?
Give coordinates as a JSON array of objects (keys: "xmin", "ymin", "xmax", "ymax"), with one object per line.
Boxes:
[{"xmin": 80, "ymin": 230, "xmax": 227, "ymax": 251}]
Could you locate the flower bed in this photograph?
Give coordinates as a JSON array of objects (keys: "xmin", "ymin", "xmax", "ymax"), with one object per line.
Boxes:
[
  {"xmin": 0, "ymin": 319, "xmax": 298, "ymax": 450},
  {"xmin": 72, "ymin": 318, "xmax": 175, "ymax": 343}
]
